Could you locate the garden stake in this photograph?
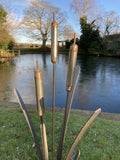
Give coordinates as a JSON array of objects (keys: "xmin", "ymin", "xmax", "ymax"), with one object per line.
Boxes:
[
  {"xmin": 51, "ymin": 12, "xmax": 58, "ymax": 160},
  {"xmin": 13, "ymin": 88, "xmax": 43, "ymax": 160},
  {"xmin": 57, "ymin": 33, "xmax": 78, "ymax": 160},
  {"xmin": 14, "ymin": 12, "xmax": 102, "ymax": 159}
]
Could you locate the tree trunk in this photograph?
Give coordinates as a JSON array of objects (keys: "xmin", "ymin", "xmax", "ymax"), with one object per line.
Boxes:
[{"xmin": 42, "ymin": 34, "xmax": 47, "ymax": 48}]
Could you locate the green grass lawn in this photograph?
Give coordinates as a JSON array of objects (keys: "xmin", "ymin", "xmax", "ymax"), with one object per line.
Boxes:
[{"xmin": 0, "ymin": 107, "xmax": 120, "ymax": 160}]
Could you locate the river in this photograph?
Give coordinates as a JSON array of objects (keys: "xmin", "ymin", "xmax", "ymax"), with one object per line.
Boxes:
[{"xmin": 0, "ymin": 53, "xmax": 120, "ymax": 113}]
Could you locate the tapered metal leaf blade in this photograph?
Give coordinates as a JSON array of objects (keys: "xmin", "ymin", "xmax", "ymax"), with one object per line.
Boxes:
[
  {"xmin": 66, "ymin": 108, "xmax": 101, "ymax": 160},
  {"xmin": 13, "ymin": 88, "xmax": 43, "ymax": 160}
]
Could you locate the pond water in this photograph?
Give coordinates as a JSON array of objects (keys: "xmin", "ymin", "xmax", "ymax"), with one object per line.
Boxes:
[{"xmin": 0, "ymin": 53, "xmax": 120, "ymax": 113}]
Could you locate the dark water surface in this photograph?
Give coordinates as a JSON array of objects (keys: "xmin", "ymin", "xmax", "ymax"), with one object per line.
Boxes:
[{"xmin": 0, "ymin": 54, "xmax": 120, "ymax": 113}]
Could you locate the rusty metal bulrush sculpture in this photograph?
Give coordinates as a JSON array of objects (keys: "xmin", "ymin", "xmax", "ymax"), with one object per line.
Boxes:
[{"xmin": 13, "ymin": 13, "xmax": 101, "ymax": 160}]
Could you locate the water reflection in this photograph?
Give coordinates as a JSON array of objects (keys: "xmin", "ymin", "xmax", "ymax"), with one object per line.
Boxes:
[{"xmin": 0, "ymin": 54, "xmax": 120, "ymax": 113}]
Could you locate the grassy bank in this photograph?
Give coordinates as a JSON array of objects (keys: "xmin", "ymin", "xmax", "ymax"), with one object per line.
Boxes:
[
  {"xmin": 14, "ymin": 48, "xmax": 45, "ymax": 54},
  {"xmin": 13, "ymin": 47, "xmax": 120, "ymax": 57},
  {"xmin": 14, "ymin": 48, "xmax": 70, "ymax": 54},
  {"xmin": 0, "ymin": 107, "xmax": 120, "ymax": 160}
]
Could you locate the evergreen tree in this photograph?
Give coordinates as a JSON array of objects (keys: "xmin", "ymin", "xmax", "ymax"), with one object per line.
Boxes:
[{"xmin": 80, "ymin": 16, "xmax": 103, "ymax": 54}]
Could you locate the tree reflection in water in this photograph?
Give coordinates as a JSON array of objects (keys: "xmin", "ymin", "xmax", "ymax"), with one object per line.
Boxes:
[{"xmin": 0, "ymin": 54, "xmax": 120, "ymax": 113}]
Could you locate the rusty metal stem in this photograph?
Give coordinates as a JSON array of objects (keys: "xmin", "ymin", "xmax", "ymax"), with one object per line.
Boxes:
[
  {"xmin": 52, "ymin": 63, "xmax": 55, "ymax": 160},
  {"xmin": 40, "ymin": 116, "xmax": 43, "ymax": 124},
  {"xmin": 57, "ymin": 91, "xmax": 70, "ymax": 160},
  {"xmin": 57, "ymin": 66, "xmax": 80, "ymax": 160}
]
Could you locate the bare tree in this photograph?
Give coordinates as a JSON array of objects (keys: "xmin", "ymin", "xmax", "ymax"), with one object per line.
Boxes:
[
  {"xmin": 63, "ymin": 24, "xmax": 75, "ymax": 40},
  {"xmin": 1, "ymin": 0, "xmax": 20, "ymax": 34},
  {"xmin": 22, "ymin": 0, "xmax": 66, "ymax": 48},
  {"xmin": 71, "ymin": 0, "xmax": 120, "ymax": 36},
  {"xmin": 97, "ymin": 11, "xmax": 120, "ymax": 37},
  {"xmin": 71, "ymin": 0, "xmax": 98, "ymax": 21}
]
